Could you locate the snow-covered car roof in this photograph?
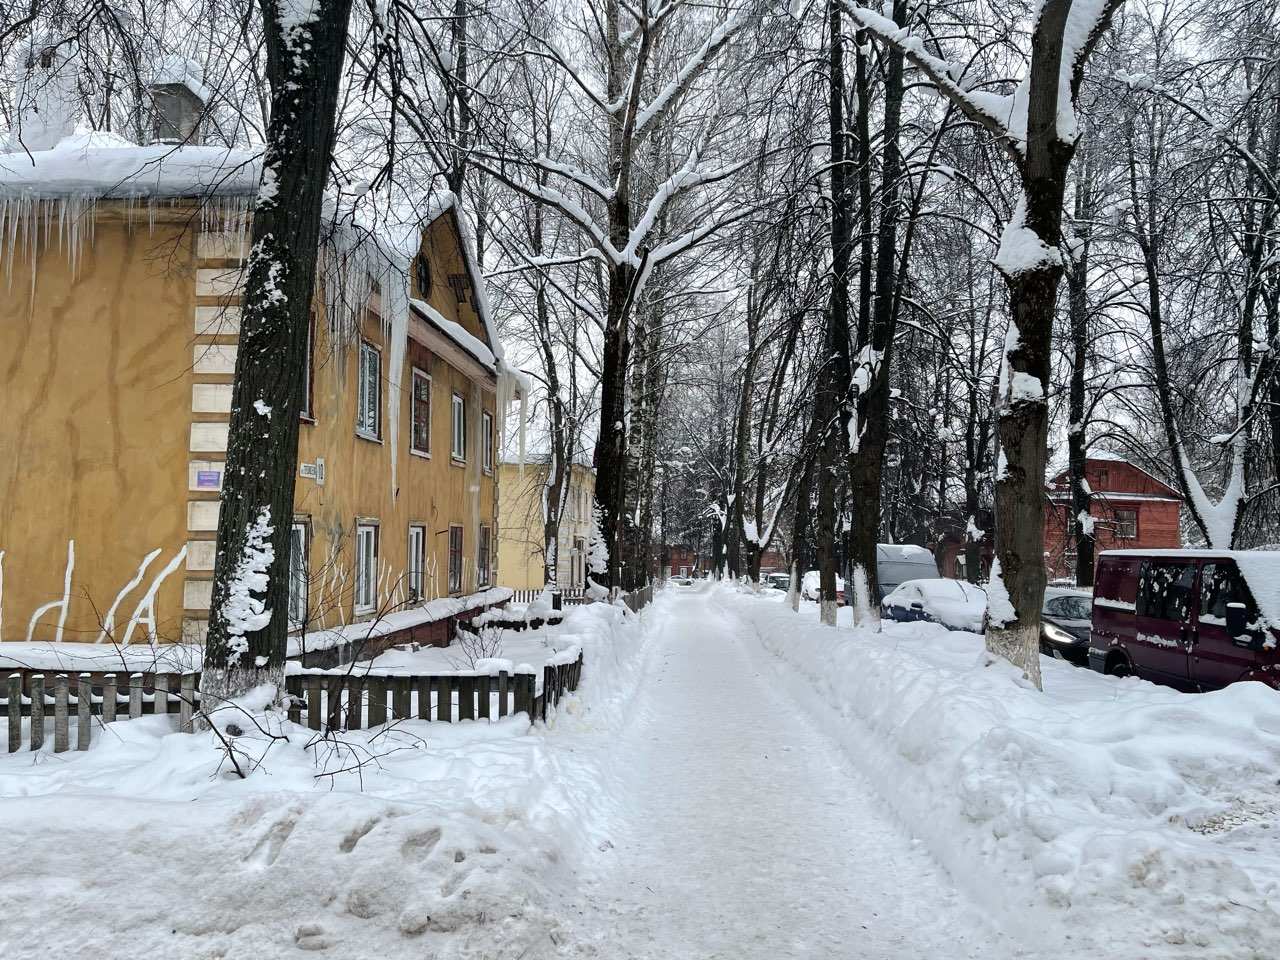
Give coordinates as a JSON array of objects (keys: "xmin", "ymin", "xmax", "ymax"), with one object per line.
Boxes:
[{"xmin": 883, "ymin": 578, "xmax": 986, "ymax": 632}]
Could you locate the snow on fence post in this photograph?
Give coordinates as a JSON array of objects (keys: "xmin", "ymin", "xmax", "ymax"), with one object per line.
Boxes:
[
  {"xmin": 307, "ymin": 676, "xmax": 323, "ymax": 730},
  {"xmin": 286, "ymin": 676, "xmax": 303, "ymax": 724},
  {"xmin": 53, "ymin": 675, "xmax": 69, "ymax": 753},
  {"xmin": 29, "ymin": 675, "xmax": 45, "ymax": 750},
  {"xmin": 7, "ymin": 674, "xmax": 20, "ymax": 753},
  {"xmin": 179, "ymin": 674, "xmax": 196, "ymax": 734},
  {"xmin": 542, "ymin": 665, "xmax": 554, "ymax": 720},
  {"xmin": 102, "ymin": 674, "xmax": 117, "ymax": 724},
  {"xmin": 154, "ymin": 675, "xmax": 169, "ymax": 717},
  {"xmin": 77, "ymin": 674, "xmax": 92, "ymax": 750},
  {"xmin": 129, "ymin": 673, "xmax": 143, "ymax": 719}
]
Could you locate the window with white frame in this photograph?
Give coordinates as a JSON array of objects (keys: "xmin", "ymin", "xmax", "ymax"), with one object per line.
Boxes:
[
  {"xmin": 478, "ymin": 524, "xmax": 491, "ymax": 587},
  {"xmin": 356, "ymin": 340, "xmax": 381, "ymax": 439},
  {"xmin": 288, "ymin": 521, "xmax": 309, "ymax": 628},
  {"xmin": 408, "ymin": 524, "xmax": 426, "ymax": 601},
  {"xmin": 355, "ymin": 522, "xmax": 379, "ymax": 614},
  {"xmin": 410, "ymin": 369, "xmax": 431, "ymax": 456},
  {"xmin": 482, "ymin": 411, "xmax": 493, "ymax": 473},
  {"xmin": 450, "ymin": 393, "xmax": 466, "ymax": 460},
  {"xmin": 448, "ymin": 524, "xmax": 463, "ymax": 593},
  {"xmin": 300, "ymin": 313, "xmax": 315, "ymax": 420}
]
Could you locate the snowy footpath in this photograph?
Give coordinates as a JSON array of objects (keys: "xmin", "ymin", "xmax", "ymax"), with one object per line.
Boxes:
[
  {"xmin": 549, "ymin": 587, "xmax": 1018, "ymax": 959},
  {"xmin": 2, "ymin": 583, "xmax": 1276, "ymax": 958}
]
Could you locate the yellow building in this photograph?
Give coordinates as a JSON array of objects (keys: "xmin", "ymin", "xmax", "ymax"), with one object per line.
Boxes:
[
  {"xmin": 497, "ymin": 461, "xmax": 596, "ymax": 591},
  {"xmin": 0, "ymin": 132, "xmax": 519, "ymax": 648}
]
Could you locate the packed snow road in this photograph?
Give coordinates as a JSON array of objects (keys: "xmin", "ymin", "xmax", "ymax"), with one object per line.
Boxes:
[{"xmin": 555, "ymin": 586, "xmax": 1027, "ymax": 959}]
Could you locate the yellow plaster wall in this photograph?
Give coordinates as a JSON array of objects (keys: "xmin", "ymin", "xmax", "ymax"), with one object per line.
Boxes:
[
  {"xmin": 0, "ymin": 215, "xmax": 195, "ymax": 642},
  {"xmin": 1, "ymin": 202, "xmax": 501, "ymax": 645},
  {"xmin": 497, "ymin": 462, "xmax": 595, "ymax": 591}
]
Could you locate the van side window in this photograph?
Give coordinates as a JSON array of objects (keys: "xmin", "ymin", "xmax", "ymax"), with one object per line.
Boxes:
[
  {"xmin": 1200, "ymin": 563, "xmax": 1257, "ymax": 625},
  {"xmin": 1137, "ymin": 562, "xmax": 1197, "ymax": 621}
]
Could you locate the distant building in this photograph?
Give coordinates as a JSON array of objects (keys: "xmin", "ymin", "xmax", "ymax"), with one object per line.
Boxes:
[
  {"xmin": 496, "ymin": 461, "xmax": 596, "ymax": 591},
  {"xmin": 664, "ymin": 544, "xmax": 701, "ymax": 578},
  {"xmin": 1044, "ymin": 454, "xmax": 1183, "ymax": 581}
]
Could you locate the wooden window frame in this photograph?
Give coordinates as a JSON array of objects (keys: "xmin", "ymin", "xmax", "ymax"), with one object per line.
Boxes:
[
  {"xmin": 410, "ymin": 368, "xmax": 431, "ymax": 458},
  {"xmin": 354, "ymin": 521, "xmax": 379, "ymax": 615},
  {"xmin": 288, "ymin": 520, "xmax": 309, "ymax": 629},
  {"xmin": 356, "ymin": 339, "xmax": 382, "ymax": 441},
  {"xmin": 300, "ymin": 312, "xmax": 316, "ymax": 422},
  {"xmin": 408, "ymin": 523, "xmax": 426, "ymax": 601},
  {"xmin": 450, "ymin": 392, "xmax": 466, "ymax": 462},
  {"xmin": 482, "ymin": 411, "xmax": 494, "ymax": 474},
  {"xmin": 448, "ymin": 524, "xmax": 464, "ymax": 594},
  {"xmin": 478, "ymin": 524, "xmax": 491, "ymax": 588},
  {"xmin": 1114, "ymin": 508, "xmax": 1138, "ymax": 540}
]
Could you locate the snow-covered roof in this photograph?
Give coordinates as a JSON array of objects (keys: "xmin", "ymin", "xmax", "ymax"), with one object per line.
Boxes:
[
  {"xmin": 1047, "ymin": 451, "xmax": 1183, "ymax": 500},
  {"xmin": 0, "ymin": 131, "xmax": 259, "ymax": 198},
  {"xmin": 152, "ymin": 55, "xmax": 212, "ymax": 104},
  {"xmin": 419, "ymin": 192, "xmax": 505, "ymax": 365}
]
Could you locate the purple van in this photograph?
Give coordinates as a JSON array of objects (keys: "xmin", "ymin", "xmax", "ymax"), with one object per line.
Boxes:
[{"xmin": 1089, "ymin": 550, "xmax": 1280, "ymax": 691}]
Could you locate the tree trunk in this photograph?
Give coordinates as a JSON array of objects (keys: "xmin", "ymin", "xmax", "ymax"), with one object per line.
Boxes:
[
  {"xmin": 985, "ymin": 0, "xmax": 1082, "ymax": 691},
  {"xmin": 845, "ymin": 0, "xmax": 905, "ymax": 626},
  {"xmin": 202, "ymin": 0, "xmax": 356, "ymax": 708},
  {"xmin": 815, "ymin": 0, "xmax": 854, "ymax": 625}
]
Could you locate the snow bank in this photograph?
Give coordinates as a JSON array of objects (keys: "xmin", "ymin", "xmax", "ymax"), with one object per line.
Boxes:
[
  {"xmin": 731, "ymin": 590, "xmax": 1280, "ymax": 959},
  {"xmin": 288, "ymin": 586, "xmax": 513, "ymax": 657},
  {"xmin": 0, "ymin": 593, "xmax": 657, "ymax": 958},
  {"xmin": 0, "ymin": 640, "xmax": 200, "ymax": 672}
]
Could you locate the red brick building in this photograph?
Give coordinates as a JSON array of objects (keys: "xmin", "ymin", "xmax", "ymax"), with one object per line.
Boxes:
[
  {"xmin": 1044, "ymin": 454, "xmax": 1183, "ymax": 581},
  {"xmin": 664, "ymin": 544, "xmax": 701, "ymax": 577}
]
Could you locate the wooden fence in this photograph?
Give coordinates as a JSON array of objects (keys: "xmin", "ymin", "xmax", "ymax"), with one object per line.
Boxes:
[
  {"xmin": 284, "ymin": 649, "xmax": 583, "ymax": 730},
  {"xmin": 623, "ymin": 582, "xmax": 655, "ymax": 613},
  {"xmin": 506, "ymin": 588, "xmax": 592, "ymax": 606},
  {"xmin": 1, "ymin": 652, "xmax": 586, "ymax": 752},
  {"xmin": 1, "ymin": 671, "xmax": 197, "ymax": 753}
]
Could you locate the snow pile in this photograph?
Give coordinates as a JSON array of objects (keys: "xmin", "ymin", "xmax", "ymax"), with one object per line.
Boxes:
[
  {"xmin": 733, "ymin": 589, "xmax": 1280, "ymax": 958},
  {"xmin": 0, "ymin": 595, "xmax": 656, "ymax": 958},
  {"xmin": 288, "ymin": 586, "xmax": 513, "ymax": 656}
]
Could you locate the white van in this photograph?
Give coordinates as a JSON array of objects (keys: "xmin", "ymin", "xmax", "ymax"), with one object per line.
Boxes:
[
  {"xmin": 874, "ymin": 544, "xmax": 940, "ymax": 600},
  {"xmin": 801, "ymin": 545, "xmax": 940, "ymax": 604}
]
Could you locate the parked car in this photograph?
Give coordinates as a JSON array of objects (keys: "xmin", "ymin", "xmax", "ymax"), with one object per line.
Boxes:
[
  {"xmin": 881, "ymin": 578, "xmax": 986, "ymax": 632},
  {"xmin": 669, "ymin": 576, "xmax": 695, "ymax": 587},
  {"xmin": 1040, "ymin": 587, "xmax": 1093, "ymax": 665},
  {"xmin": 1089, "ymin": 549, "xmax": 1280, "ymax": 691},
  {"xmin": 764, "ymin": 573, "xmax": 791, "ymax": 591},
  {"xmin": 800, "ymin": 570, "xmax": 845, "ymax": 604},
  {"xmin": 875, "ymin": 544, "xmax": 942, "ymax": 599}
]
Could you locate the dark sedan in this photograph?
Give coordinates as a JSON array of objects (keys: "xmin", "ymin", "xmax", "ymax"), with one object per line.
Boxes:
[{"xmin": 1041, "ymin": 589, "xmax": 1092, "ymax": 665}]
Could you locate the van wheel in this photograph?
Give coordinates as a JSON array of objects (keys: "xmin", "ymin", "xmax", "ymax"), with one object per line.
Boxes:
[{"xmin": 1105, "ymin": 654, "xmax": 1132, "ymax": 678}]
